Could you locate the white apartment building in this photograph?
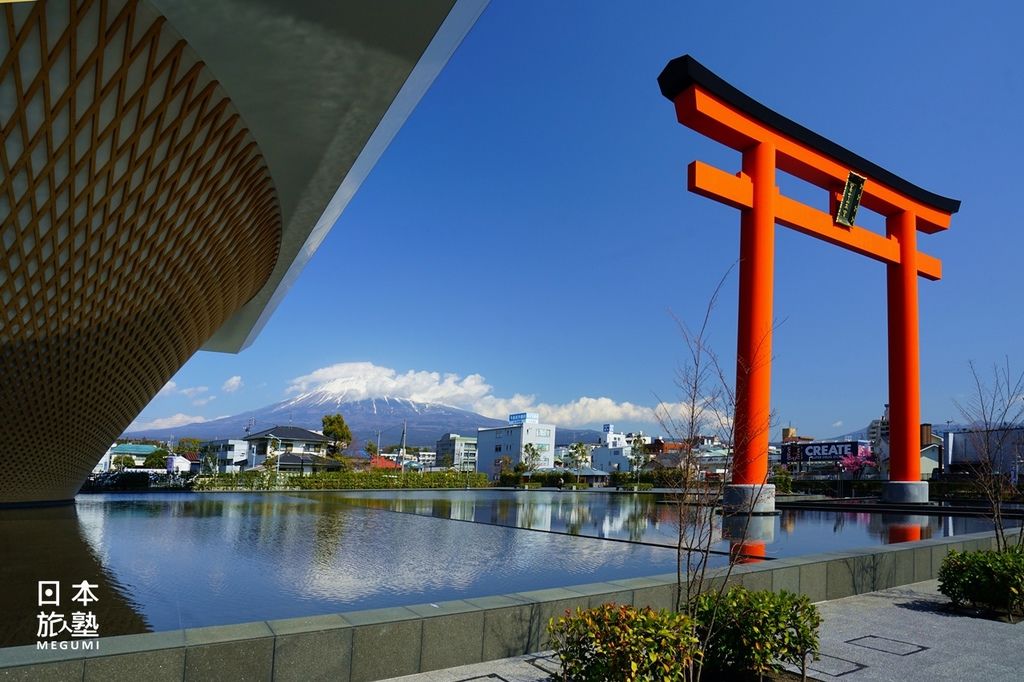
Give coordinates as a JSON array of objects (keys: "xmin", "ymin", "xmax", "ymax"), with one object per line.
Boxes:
[
  {"xmin": 477, "ymin": 413, "xmax": 556, "ymax": 479},
  {"xmin": 436, "ymin": 433, "xmax": 478, "ymax": 471},
  {"xmin": 590, "ymin": 424, "xmax": 636, "ymax": 474},
  {"xmin": 200, "ymin": 438, "xmax": 249, "ymax": 472}
]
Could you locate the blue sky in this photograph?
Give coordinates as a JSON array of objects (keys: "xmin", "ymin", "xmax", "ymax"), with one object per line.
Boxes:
[{"xmin": 135, "ymin": 1, "xmax": 1024, "ymax": 440}]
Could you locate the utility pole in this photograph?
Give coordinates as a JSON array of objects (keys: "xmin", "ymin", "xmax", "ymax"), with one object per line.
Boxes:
[{"xmin": 244, "ymin": 418, "xmax": 255, "ymax": 469}]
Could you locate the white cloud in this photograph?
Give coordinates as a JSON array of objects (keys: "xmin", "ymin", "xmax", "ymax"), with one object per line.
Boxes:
[
  {"xmin": 222, "ymin": 375, "xmax": 244, "ymax": 393},
  {"xmin": 286, "ymin": 361, "xmax": 703, "ymax": 429},
  {"xmin": 287, "ymin": 362, "xmax": 493, "ymax": 405},
  {"xmin": 192, "ymin": 395, "xmax": 217, "ymax": 407},
  {"xmin": 180, "ymin": 386, "xmax": 209, "ymax": 398},
  {"xmin": 832, "ymin": 420, "xmax": 844, "ymax": 429},
  {"xmin": 132, "ymin": 414, "xmax": 208, "ymax": 430},
  {"xmin": 156, "ymin": 381, "xmax": 177, "ymax": 397}
]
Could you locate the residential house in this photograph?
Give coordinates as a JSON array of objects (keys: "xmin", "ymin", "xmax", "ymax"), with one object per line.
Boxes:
[{"xmin": 243, "ymin": 426, "xmax": 330, "ymax": 470}]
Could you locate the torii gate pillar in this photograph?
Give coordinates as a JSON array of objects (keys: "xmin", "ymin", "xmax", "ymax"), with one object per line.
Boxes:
[{"xmin": 659, "ymin": 56, "xmax": 960, "ymax": 511}]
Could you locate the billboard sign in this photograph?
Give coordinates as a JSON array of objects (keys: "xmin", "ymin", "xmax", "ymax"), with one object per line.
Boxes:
[
  {"xmin": 508, "ymin": 412, "xmax": 538, "ymax": 426},
  {"xmin": 781, "ymin": 441, "xmax": 870, "ymax": 464}
]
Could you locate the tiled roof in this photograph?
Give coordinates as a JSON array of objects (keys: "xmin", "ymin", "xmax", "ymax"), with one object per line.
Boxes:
[
  {"xmin": 244, "ymin": 425, "xmax": 329, "ymax": 442},
  {"xmin": 111, "ymin": 444, "xmax": 159, "ymax": 455}
]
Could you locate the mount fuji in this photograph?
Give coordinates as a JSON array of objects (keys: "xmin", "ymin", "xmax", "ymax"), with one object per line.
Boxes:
[{"xmin": 125, "ymin": 390, "xmax": 512, "ymax": 446}]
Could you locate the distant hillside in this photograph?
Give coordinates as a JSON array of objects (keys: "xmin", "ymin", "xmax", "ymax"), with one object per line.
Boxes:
[
  {"xmin": 126, "ymin": 393, "xmax": 507, "ymax": 447},
  {"xmin": 555, "ymin": 428, "xmax": 605, "ymax": 446}
]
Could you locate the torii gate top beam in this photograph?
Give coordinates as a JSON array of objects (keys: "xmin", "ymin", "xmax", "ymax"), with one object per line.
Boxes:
[{"xmin": 658, "ymin": 56, "xmax": 960, "ymax": 255}]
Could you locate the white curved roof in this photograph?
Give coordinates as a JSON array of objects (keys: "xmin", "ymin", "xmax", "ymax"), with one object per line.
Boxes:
[{"xmin": 148, "ymin": 0, "xmax": 488, "ymax": 352}]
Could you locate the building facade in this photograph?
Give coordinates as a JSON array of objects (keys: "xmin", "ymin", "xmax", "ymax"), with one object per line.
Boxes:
[
  {"xmin": 93, "ymin": 443, "xmax": 161, "ymax": 472},
  {"xmin": 436, "ymin": 433, "xmax": 478, "ymax": 471},
  {"xmin": 477, "ymin": 413, "xmax": 556, "ymax": 479},
  {"xmin": 200, "ymin": 439, "xmax": 249, "ymax": 473},
  {"xmin": 590, "ymin": 424, "xmax": 635, "ymax": 474}
]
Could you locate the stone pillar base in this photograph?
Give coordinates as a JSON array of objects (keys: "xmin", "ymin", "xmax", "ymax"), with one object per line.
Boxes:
[
  {"xmin": 722, "ymin": 483, "xmax": 776, "ymax": 515},
  {"xmin": 722, "ymin": 513, "xmax": 776, "ymax": 543},
  {"xmin": 881, "ymin": 481, "xmax": 929, "ymax": 504}
]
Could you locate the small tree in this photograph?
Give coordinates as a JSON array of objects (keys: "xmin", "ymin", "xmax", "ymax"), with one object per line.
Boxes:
[
  {"xmin": 173, "ymin": 438, "xmax": 203, "ymax": 460},
  {"xmin": 143, "ymin": 448, "xmax": 169, "ymax": 469},
  {"xmin": 771, "ymin": 464, "xmax": 793, "ymax": 494},
  {"xmin": 199, "ymin": 445, "xmax": 218, "ymax": 474},
  {"xmin": 657, "ymin": 270, "xmax": 731, "ymax": 613},
  {"xmin": 322, "ymin": 413, "xmax": 353, "ymax": 457},
  {"xmin": 364, "ymin": 440, "xmax": 378, "ymax": 458},
  {"xmin": 655, "ymin": 264, "xmax": 784, "ymax": 682},
  {"xmin": 955, "ymin": 359, "xmax": 1024, "ymax": 552},
  {"xmin": 112, "ymin": 454, "xmax": 136, "ymax": 470},
  {"xmin": 522, "ymin": 443, "xmax": 542, "ymax": 472},
  {"xmin": 628, "ymin": 442, "xmax": 647, "ymax": 486},
  {"xmin": 568, "ymin": 442, "xmax": 589, "ymax": 485},
  {"xmin": 839, "ymin": 449, "xmax": 877, "ymax": 480}
]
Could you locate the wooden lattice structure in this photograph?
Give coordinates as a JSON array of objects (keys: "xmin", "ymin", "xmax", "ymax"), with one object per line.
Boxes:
[{"xmin": 0, "ymin": 0, "xmax": 281, "ymax": 504}]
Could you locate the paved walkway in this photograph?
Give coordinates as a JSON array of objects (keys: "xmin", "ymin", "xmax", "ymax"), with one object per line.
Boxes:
[{"xmin": 387, "ymin": 580, "xmax": 1024, "ymax": 681}]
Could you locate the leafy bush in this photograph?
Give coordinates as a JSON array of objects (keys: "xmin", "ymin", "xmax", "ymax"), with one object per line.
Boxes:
[
  {"xmin": 770, "ymin": 465, "xmax": 792, "ymax": 494},
  {"xmin": 498, "ymin": 471, "xmax": 522, "ymax": 487},
  {"xmin": 548, "ymin": 604, "xmax": 699, "ymax": 681},
  {"xmin": 695, "ymin": 587, "xmax": 820, "ymax": 678},
  {"xmin": 938, "ymin": 548, "xmax": 1024, "ymax": 620}
]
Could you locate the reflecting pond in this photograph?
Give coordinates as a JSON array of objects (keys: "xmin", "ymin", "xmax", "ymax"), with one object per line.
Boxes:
[{"xmin": 0, "ymin": 490, "xmax": 996, "ymax": 647}]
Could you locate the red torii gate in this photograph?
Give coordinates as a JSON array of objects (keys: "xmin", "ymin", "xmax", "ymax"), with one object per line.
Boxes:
[{"xmin": 658, "ymin": 56, "xmax": 960, "ymax": 510}]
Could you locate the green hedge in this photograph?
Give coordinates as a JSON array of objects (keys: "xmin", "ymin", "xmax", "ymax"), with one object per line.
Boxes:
[
  {"xmin": 938, "ymin": 549, "xmax": 1024, "ymax": 620},
  {"xmin": 193, "ymin": 470, "xmax": 488, "ymax": 491},
  {"xmin": 549, "ymin": 588, "xmax": 820, "ymax": 680},
  {"xmin": 192, "ymin": 470, "xmax": 285, "ymax": 491},
  {"xmin": 292, "ymin": 470, "xmax": 488, "ymax": 489},
  {"xmin": 499, "ymin": 471, "xmax": 604, "ymax": 488},
  {"xmin": 695, "ymin": 587, "xmax": 820, "ymax": 678},
  {"xmin": 608, "ymin": 470, "xmax": 714, "ymax": 488},
  {"xmin": 548, "ymin": 604, "xmax": 699, "ymax": 681}
]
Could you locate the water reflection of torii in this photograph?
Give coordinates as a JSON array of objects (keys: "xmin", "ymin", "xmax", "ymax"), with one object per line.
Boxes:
[{"xmin": 658, "ymin": 56, "xmax": 960, "ymax": 527}]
